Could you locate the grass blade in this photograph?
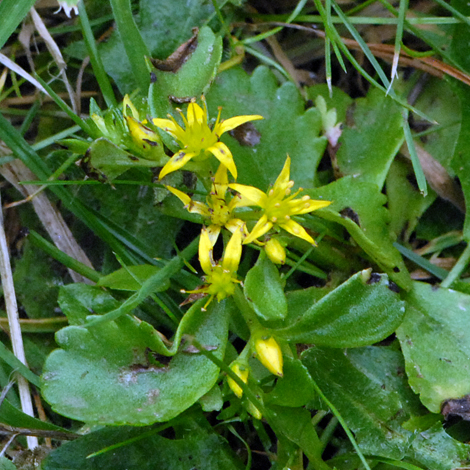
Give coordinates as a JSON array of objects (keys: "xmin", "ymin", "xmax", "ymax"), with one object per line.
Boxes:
[
  {"xmin": 109, "ymin": 0, "xmax": 150, "ymax": 94},
  {"xmin": 78, "ymin": 1, "xmax": 118, "ymax": 108},
  {"xmin": 0, "ymin": 0, "xmax": 36, "ymax": 50}
]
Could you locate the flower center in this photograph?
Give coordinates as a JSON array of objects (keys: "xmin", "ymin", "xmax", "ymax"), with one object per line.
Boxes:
[
  {"xmin": 182, "ymin": 123, "xmax": 218, "ymax": 157},
  {"xmin": 209, "ymin": 198, "xmax": 231, "ymax": 226},
  {"xmin": 206, "ymin": 266, "xmax": 237, "ymax": 300}
]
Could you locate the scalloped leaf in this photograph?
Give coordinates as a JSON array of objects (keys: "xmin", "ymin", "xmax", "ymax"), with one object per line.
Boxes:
[
  {"xmin": 41, "ymin": 301, "xmax": 229, "ymax": 425},
  {"xmin": 335, "ymin": 88, "xmax": 404, "ymax": 189},
  {"xmin": 307, "ymin": 176, "xmax": 411, "ymax": 289}
]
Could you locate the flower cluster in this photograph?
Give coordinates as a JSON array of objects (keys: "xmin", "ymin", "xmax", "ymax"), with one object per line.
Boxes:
[
  {"xmin": 88, "ymin": 95, "xmax": 331, "ymax": 412},
  {"xmin": 153, "ymin": 96, "xmax": 331, "ymax": 309}
]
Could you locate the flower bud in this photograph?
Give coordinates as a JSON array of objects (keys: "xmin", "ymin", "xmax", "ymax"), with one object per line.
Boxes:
[
  {"xmin": 254, "ymin": 335, "xmax": 283, "ymax": 377},
  {"xmin": 265, "ymin": 237, "xmax": 286, "ymax": 265},
  {"xmin": 246, "ymin": 400, "xmax": 262, "ymax": 420},
  {"xmin": 227, "ymin": 363, "xmax": 249, "ymax": 398}
]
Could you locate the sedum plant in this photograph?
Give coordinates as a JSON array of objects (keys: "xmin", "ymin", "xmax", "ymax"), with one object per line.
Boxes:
[{"xmin": 0, "ymin": 1, "xmax": 470, "ymax": 469}]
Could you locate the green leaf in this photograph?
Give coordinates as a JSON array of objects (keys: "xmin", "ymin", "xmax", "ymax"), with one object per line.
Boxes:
[
  {"xmin": 265, "ymin": 356, "xmax": 315, "ymax": 407},
  {"xmin": 13, "ymin": 239, "xmax": 62, "ymax": 319},
  {"xmin": 0, "ymin": 0, "xmax": 36, "ymax": 50},
  {"xmin": 277, "ymin": 270, "xmax": 405, "ymax": 347},
  {"xmin": 0, "ymin": 398, "xmax": 71, "ymax": 434},
  {"xmin": 408, "ymin": 422, "xmax": 470, "ymax": 470},
  {"xmin": 243, "ymin": 254, "xmax": 287, "ymax": 323},
  {"xmin": 85, "ymin": 0, "xmax": 220, "ymax": 94},
  {"xmin": 396, "ymin": 281, "xmax": 470, "ymax": 413},
  {"xmin": 386, "ymin": 159, "xmax": 436, "ymax": 241},
  {"xmin": 86, "ymin": 138, "xmax": 160, "ymax": 182},
  {"xmin": 267, "ymin": 406, "xmax": 329, "ymax": 470},
  {"xmin": 336, "ymin": 88, "xmax": 404, "ymax": 188},
  {"xmin": 42, "ymin": 414, "xmax": 244, "ymax": 470},
  {"xmin": 0, "ymin": 341, "xmax": 40, "ymax": 388},
  {"xmin": 149, "ymin": 26, "xmax": 223, "ymax": 118},
  {"xmin": 97, "ymin": 265, "xmax": 170, "ymax": 291},
  {"xmin": 58, "ymin": 284, "xmax": 120, "ymax": 326},
  {"xmin": 206, "ymin": 66, "xmax": 327, "ymax": 190},
  {"xmin": 307, "ymin": 177, "xmax": 411, "ymax": 289},
  {"xmin": 302, "ymin": 345, "xmax": 424, "ymax": 460},
  {"xmin": 0, "ymin": 457, "xmax": 16, "ymax": 470},
  {"xmin": 41, "ymin": 301, "xmax": 229, "ymax": 424}
]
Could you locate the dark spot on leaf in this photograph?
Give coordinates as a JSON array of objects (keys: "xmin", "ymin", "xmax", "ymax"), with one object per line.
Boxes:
[
  {"xmin": 340, "ymin": 207, "xmax": 360, "ymax": 226},
  {"xmin": 305, "ymin": 99, "xmax": 314, "ymax": 109},
  {"xmin": 128, "ymin": 155, "xmax": 139, "ymax": 161},
  {"xmin": 150, "ymin": 72, "xmax": 157, "ymax": 83},
  {"xmin": 142, "ymin": 138, "xmax": 158, "ymax": 147},
  {"xmin": 367, "ymin": 273, "xmax": 381, "ymax": 284},
  {"xmin": 229, "ymin": 122, "xmax": 261, "ymax": 146},
  {"xmin": 393, "ymin": 267, "xmax": 400, "ymax": 273},
  {"xmin": 169, "ymin": 95, "xmax": 193, "ymax": 104},
  {"xmin": 149, "ymin": 28, "xmax": 198, "ymax": 72},
  {"xmin": 146, "ymin": 348, "xmax": 172, "ymax": 367},
  {"xmin": 442, "ymin": 395, "xmax": 470, "ymax": 420},
  {"xmin": 387, "ymin": 281, "xmax": 400, "ymax": 293}
]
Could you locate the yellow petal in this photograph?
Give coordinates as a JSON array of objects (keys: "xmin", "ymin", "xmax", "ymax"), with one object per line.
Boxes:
[
  {"xmin": 165, "ymin": 186, "xmax": 207, "ymax": 216},
  {"xmin": 187, "ymin": 101, "xmax": 205, "ymax": 126},
  {"xmin": 287, "ymin": 198, "xmax": 332, "ymax": 215},
  {"xmin": 213, "ymin": 163, "xmax": 228, "ymax": 190},
  {"xmin": 199, "ymin": 228, "xmax": 214, "ymax": 275},
  {"xmin": 216, "ymin": 114, "xmax": 263, "ymax": 136},
  {"xmin": 159, "ymin": 151, "xmax": 195, "ymax": 180},
  {"xmin": 152, "ymin": 117, "xmax": 178, "ymax": 134},
  {"xmin": 222, "ymin": 228, "xmax": 243, "ymax": 274},
  {"xmin": 229, "ymin": 184, "xmax": 266, "ymax": 207},
  {"xmin": 165, "ymin": 185, "xmax": 192, "ymax": 206},
  {"xmin": 206, "ymin": 225, "xmax": 221, "ymax": 246},
  {"xmin": 273, "ymin": 156, "xmax": 291, "ymax": 190},
  {"xmin": 122, "ymin": 94, "xmax": 140, "ymax": 120},
  {"xmin": 280, "ymin": 218, "xmax": 315, "ymax": 244},
  {"xmin": 243, "ymin": 215, "xmax": 272, "ymax": 244},
  {"xmin": 208, "ymin": 142, "xmax": 237, "ymax": 179}
]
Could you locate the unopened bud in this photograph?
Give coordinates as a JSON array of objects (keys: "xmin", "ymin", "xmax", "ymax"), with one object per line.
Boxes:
[
  {"xmin": 265, "ymin": 238, "xmax": 286, "ymax": 265},
  {"xmin": 227, "ymin": 363, "xmax": 249, "ymax": 398},
  {"xmin": 254, "ymin": 336, "xmax": 283, "ymax": 377},
  {"xmin": 246, "ymin": 400, "xmax": 262, "ymax": 420}
]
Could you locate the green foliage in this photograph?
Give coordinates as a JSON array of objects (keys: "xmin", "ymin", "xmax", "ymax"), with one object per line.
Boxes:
[
  {"xmin": 277, "ymin": 270, "xmax": 405, "ymax": 346},
  {"xmin": 244, "ymin": 253, "xmax": 287, "ymax": 323},
  {"xmin": 397, "ymin": 282, "xmax": 470, "ymax": 413},
  {"xmin": 2, "ymin": 1, "xmax": 470, "ymax": 468}
]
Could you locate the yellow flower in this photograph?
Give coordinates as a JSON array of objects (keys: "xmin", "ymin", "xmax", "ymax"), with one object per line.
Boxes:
[
  {"xmin": 230, "ymin": 156, "xmax": 331, "ymax": 245},
  {"xmin": 227, "ymin": 363, "xmax": 249, "ymax": 398},
  {"xmin": 166, "ymin": 164, "xmax": 252, "ymax": 245},
  {"xmin": 153, "ymin": 96, "xmax": 263, "ymax": 180},
  {"xmin": 254, "ymin": 335, "xmax": 283, "ymax": 377},
  {"xmin": 186, "ymin": 227, "xmax": 243, "ymax": 309}
]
